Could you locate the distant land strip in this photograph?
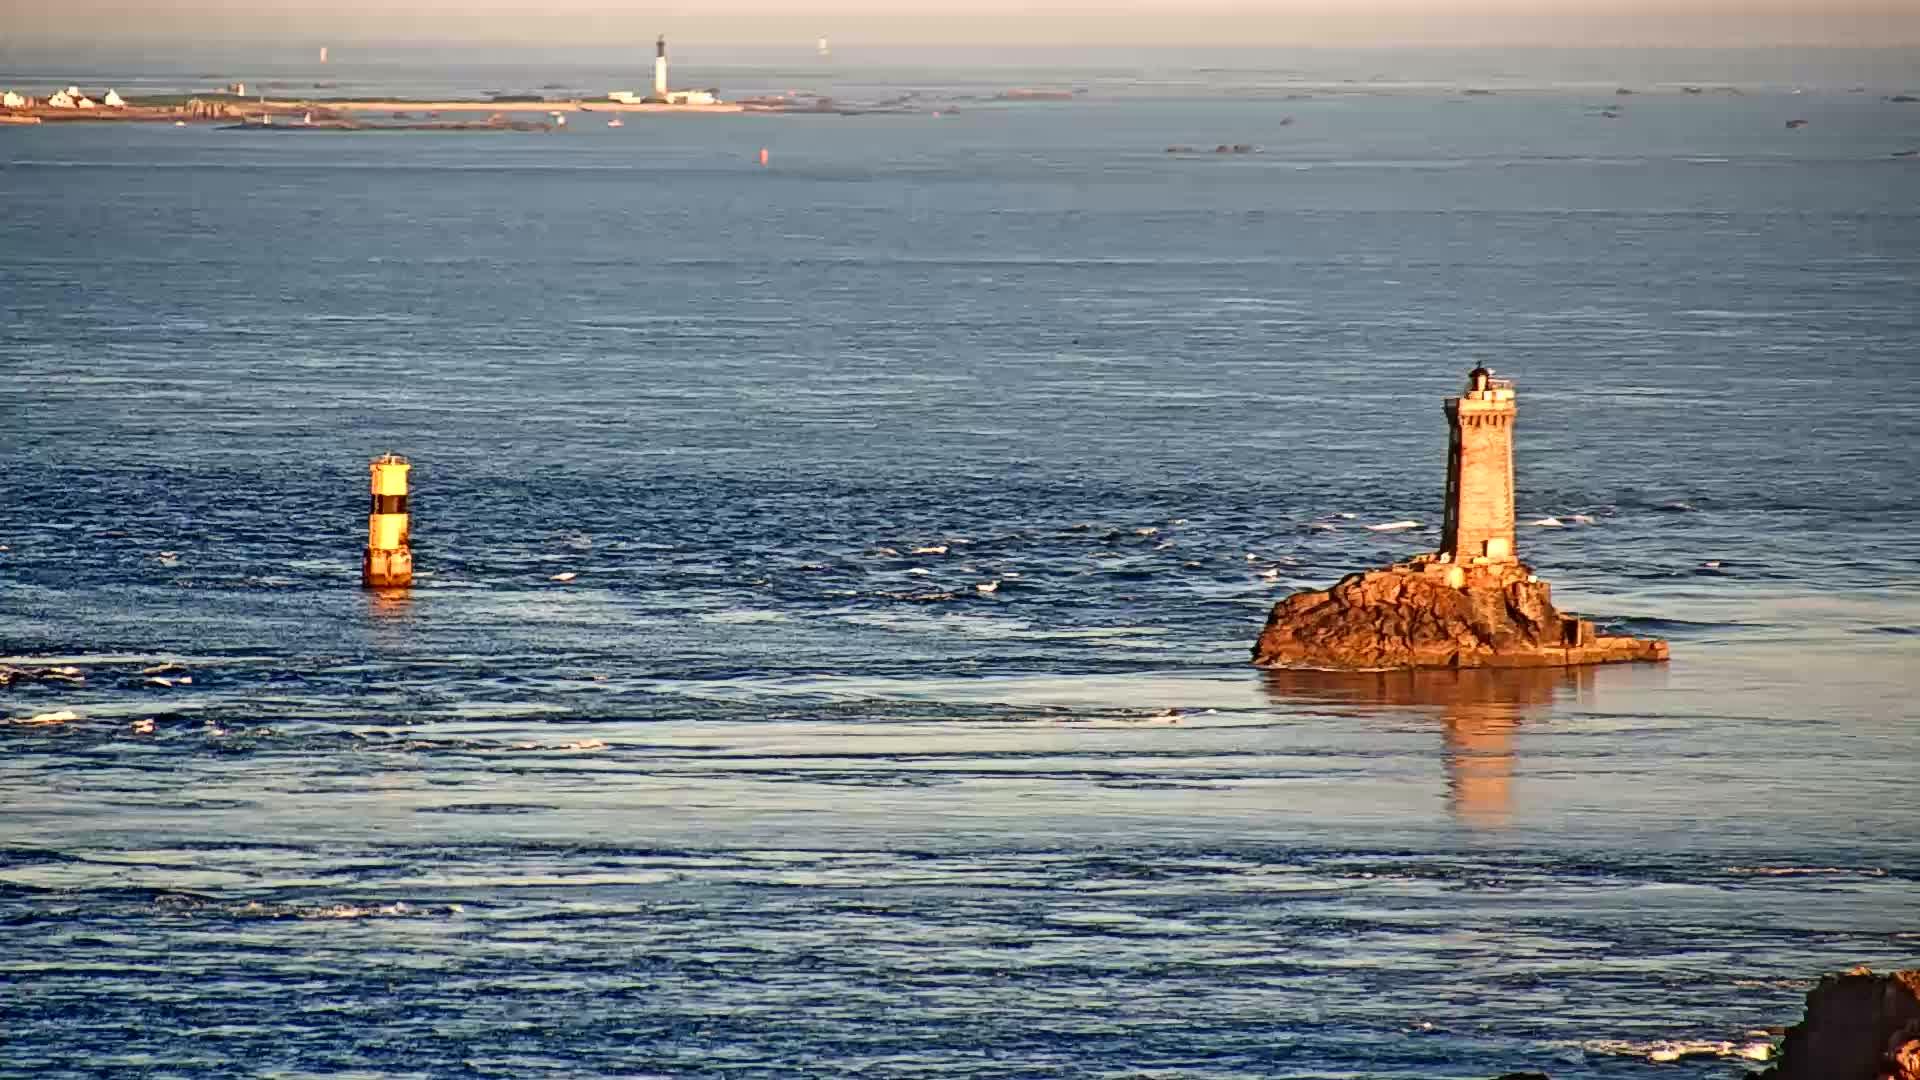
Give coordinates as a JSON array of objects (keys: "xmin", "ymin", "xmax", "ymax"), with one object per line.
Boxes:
[{"xmin": 295, "ymin": 99, "xmax": 747, "ymax": 114}]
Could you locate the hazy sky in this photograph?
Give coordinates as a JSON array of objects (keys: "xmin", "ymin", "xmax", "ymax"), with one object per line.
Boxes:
[{"xmin": 7, "ymin": 0, "xmax": 1919, "ymax": 48}]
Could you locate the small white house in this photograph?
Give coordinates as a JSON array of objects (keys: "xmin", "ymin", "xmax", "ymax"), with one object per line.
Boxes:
[
  {"xmin": 103, "ymin": 89, "xmax": 125, "ymax": 107},
  {"xmin": 608, "ymin": 90, "xmax": 643, "ymax": 104},
  {"xmin": 1, "ymin": 90, "xmax": 25, "ymax": 109},
  {"xmin": 47, "ymin": 90, "xmax": 76, "ymax": 108}
]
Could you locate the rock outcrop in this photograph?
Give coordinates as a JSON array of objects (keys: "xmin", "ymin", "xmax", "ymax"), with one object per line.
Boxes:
[
  {"xmin": 0, "ymin": 664, "xmax": 87, "ymax": 688},
  {"xmin": 1757, "ymin": 969, "xmax": 1920, "ymax": 1080},
  {"xmin": 1252, "ymin": 556, "xmax": 1667, "ymax": 670}
]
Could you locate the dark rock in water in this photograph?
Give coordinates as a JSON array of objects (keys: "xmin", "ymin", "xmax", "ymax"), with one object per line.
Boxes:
[
  {"xmin": 1491, "ymin": 1073, "xmax": 1552, "ymax": 1080},
  {"xmin": 1251, "ymin": 557, "xmax": 1668, "ymax": 670},
  {"xmin": 1754, "ymin": 968, "xmax": 1920, "ymax": 1080},
  {"xmin": 0, "ymin": 664, "xmax": 87, "ymax": 688}
]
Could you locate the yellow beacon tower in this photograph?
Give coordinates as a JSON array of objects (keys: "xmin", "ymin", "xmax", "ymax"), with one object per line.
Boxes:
[{"xmin": 363, "ymin": 453, "xmax": 413, "ymax": 588}]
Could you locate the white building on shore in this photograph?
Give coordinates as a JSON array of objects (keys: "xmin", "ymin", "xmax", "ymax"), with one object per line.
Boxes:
[
  {"xmin": 103, "ymin": 89, "xmax": 125, "ymax": 107},
  {"xmin": 45, "ymin": 85, "xmax": 104, "ymax": 109},
  {"xmin": 2, "ymin": 90, "xmax": 25, "ymax": 109},
  {"xmin": 608, "ymin": 88, "xmax": 717, "ymax": 106}
]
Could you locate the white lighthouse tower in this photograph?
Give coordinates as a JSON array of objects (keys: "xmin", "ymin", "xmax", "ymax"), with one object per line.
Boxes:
[{"xmin": 653, "ymin": 35, "xmax": 669, "ymax": 98}]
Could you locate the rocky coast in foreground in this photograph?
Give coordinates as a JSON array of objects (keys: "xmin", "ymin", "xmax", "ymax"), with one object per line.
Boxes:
[
  {"xmin": 1757, "ymin": 968, "xmax": 1920, "ymax": 1080},
  {"xmin": 1479, "ymin": 968, "xmax": 1920, "ymax": 1079}
]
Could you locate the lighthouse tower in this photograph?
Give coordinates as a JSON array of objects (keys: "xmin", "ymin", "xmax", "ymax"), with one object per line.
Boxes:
[
  {"xmin": 1440, "ymin": 366, "xmax": 1518, "ymax": 564},
  {"xmin": 653, "ymin": 35, "xmax": 669, "ymax": 98}
]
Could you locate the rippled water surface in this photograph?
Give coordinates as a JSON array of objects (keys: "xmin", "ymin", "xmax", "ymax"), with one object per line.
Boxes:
[{"xmin": 3, "ymin": 59, "xmax": 1919, "ymax": 1077}]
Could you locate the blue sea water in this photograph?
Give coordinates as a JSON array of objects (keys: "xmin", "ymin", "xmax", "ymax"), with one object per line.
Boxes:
[{"xmin": 2, "ymin": 52, "xmax": 1919, "ymax": 1077}]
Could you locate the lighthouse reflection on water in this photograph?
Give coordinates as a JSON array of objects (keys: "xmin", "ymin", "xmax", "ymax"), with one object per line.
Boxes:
[{"xmin": 1262, "ymin": 666, "xmax": 1610, "ymax": 830}]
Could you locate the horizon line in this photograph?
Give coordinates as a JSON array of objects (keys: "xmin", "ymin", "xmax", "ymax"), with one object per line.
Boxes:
[{"xmin": 9, "ymin": 38, "xmax": 1920, "ymax": 52}]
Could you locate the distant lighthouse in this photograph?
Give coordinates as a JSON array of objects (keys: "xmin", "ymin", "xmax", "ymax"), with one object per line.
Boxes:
[
  {"xmin": 1440, "ymin": 366, "xmax": 1518, "ymax": 564},
  {"xmin": 654, "ymin": 34, "xmax": 669, "ymax": 98}
]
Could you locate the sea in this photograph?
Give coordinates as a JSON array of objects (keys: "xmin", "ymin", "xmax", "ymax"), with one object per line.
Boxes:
[{"xmin": 2, "ymin": 45, "xmax": 1918, "ymax": 1078}]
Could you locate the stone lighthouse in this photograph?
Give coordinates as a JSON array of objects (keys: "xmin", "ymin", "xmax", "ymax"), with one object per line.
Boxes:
[
  {"xmin": 1249, "ymin": 364, "xmax": 1669, "ymax": 669},
  {"xmin": 1440, "ymin": 365, "xmax": 1517, "ymax": 565}
]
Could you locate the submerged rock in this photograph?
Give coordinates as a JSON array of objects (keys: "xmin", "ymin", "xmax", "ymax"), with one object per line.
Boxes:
[
  {"xmin": 0, "ymin": 664, "xmax": 86, "ymax": 688},
  {"xmin": 1756, "ymin": 968, "xmax": 1920, "ymax": 1080},
  {"xmin": 1251, "ymin": 556, "xmax": 1667, "ymax": 670}
]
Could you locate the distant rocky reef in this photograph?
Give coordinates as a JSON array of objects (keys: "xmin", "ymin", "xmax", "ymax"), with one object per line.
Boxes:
[{"xmin": 1252, "ymin": 556, "xmax": 1667, "ymax": 670}]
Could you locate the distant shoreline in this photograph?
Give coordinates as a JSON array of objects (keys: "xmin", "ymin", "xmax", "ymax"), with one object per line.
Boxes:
[
  {"xmin": 0, "ymin": 95, "xmax": 756, "ymax": 125},
  {"xmin": 302, "ymin": 99, "xmax": 747, "ymax": 114}
]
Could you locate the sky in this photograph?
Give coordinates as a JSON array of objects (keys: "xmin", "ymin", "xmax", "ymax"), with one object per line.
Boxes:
[{"xmin": 5, "ymin": 0, "xmax": 1919, "ymax": 49}]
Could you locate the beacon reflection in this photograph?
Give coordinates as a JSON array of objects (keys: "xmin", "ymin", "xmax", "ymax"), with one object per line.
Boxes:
[
  {"xmin": 1262, "ymin": 666, "xmax": 1593, "ymax": 830},
  {"xmin": 366, "ymin": 588, "xmax": 414, "ymax": 620}
]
